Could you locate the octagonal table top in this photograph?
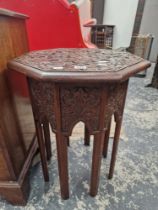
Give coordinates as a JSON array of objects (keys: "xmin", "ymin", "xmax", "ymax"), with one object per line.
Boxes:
[{"xmin": 8, "ymin": 48, "xmax": 151, "ymax": 82}]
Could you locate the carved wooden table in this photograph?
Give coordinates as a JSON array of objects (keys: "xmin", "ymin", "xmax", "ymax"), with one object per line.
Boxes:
[{"xmin": 8, "ymin": 48, "xmax": 150, "ymax": 199}]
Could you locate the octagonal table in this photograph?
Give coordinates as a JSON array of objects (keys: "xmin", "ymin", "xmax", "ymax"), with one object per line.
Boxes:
[{"xmin": 8, "ymin": 48, "xmax": 150, "ymax": 199}]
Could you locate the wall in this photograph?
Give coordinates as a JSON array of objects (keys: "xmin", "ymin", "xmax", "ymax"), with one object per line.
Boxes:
[
  {"xmin": 92, "ymin": 0, "xmax": 105, "ymax": 24},
  {"xmin": 140, "ymin": 0, "xmax": 158, "ymax": 62},
  {"xmin": 103, "ymin": 0, "xmax": 138, "ymax": 49}
]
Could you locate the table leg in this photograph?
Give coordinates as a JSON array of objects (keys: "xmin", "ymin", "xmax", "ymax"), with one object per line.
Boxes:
[
  {"xmin": 43, "ymin": 121, "xmax": 52, "ymax": 161},
  {"xmin": 66, "ymin": 136, "xmax": 70, "ymax": 146},
  {"xmin": 56, "ymin": 133, "xmax": 69, "ymax": 199},
  {"xmin": 108, "ymin": 118, "xmax": 122, "ymax": 179},
  {"xmin": 35, "ymin": 121, "xmax": 49, "ymax": 182},
  {"xmin": 84, "ymin": 126, "xmax": 90, "ymax": 146},
  {"xmin": 103, "ymin": 118, "xmax": 112, "ymax": 158},
  {"xmin": 90, "ymin": 131, "xmax": 105, "ymax": 196}
]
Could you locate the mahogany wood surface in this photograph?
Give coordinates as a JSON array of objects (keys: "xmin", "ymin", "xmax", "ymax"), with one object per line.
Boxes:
[
  {"xmin": 8, "ymin": 48, "xmax": 151, "ymax": 199},
  {"xmin": 102, "ymin": 118, "xmax": 111, "ymax": 158},
  {"xmin": 0, "ymin": 9, "xmax": 37, "ymax": 205},
  {"xmin": 8, "ymin": 48, "xmax": 151, "ymax": 82},
  {"xmin": 84, "ymin": 127, "xmax": 90, "ymax": 146}
]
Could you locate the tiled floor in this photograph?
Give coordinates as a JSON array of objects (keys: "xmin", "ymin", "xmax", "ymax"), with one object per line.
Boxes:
[{"xmin": 0, "ymin": 64, "xmax": 158, "ymax": 210}]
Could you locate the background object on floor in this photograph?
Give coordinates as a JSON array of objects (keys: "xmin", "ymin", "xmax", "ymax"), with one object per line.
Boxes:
[
  {"xmin": 91, "ymin": 25, "xmax": 115, "ymax": 49},
  {"xmin": 128, "ymin": 34, "xmax": 154, "ymax": 77}
]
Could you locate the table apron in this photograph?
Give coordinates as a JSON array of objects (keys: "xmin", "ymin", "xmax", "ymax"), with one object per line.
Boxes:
[{"xmin": 27, "ymin": 79, "xmax": 129, "ymax": 136}]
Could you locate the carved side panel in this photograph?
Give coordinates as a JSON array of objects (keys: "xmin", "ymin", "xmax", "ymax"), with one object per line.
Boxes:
[
  {"xmin": 60, "ymin": 86, "xmax": 102, "ymax": 134},
  {"xmin": 28, "ymin": 79, "xmax": 56, "ymax": 130},
  {"xmin": 104, "ymin": 81, "xmax": 128, "ymax": 124},
  {"xmin": 28, "ymin": 80, "xmax": 128, "ymax": 136}
]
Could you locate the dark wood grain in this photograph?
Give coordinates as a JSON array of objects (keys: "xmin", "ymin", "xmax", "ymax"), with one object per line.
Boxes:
[
  {"xmin": 102, "ymin": 118, "xmax": 111, "ymax": 158},
  {"xmin": 84, "ymin": 126, "xmax": 90, "ymax": 146},
  {"xmin": 54, "ymin": 84, "xmax": 69, "ymax": 199},
  {"xmin": 43, "ymin": 121, "xmax": 52, "ymax": 161},
  {"xmin": 8, "ymin": 48, "xmax": 151, "ymax": 199},
  {"xmin": 8, "ymin": 49, "xmax": 151, "ymax": 82},
  {"xmin": 0, "ymin": 9, "xmax": 36, "ymax": 205},
  {"xmin": 34, "ymin": 121, "xmax": 49, "ymax": 182}
]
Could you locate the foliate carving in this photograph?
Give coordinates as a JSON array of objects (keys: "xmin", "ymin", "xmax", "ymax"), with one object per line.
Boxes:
[
  {"xmin": 29, "ymin": 79, "xmax": 56, "ymax": 130},
  {"xmin": 15, "ymin": 48, "xmax": 143, "ymax": 73},
  {"xmin": 29, "ymin": 79, "xmax": 128, "ymax": 135},
  {"xmin": 60, "ymin": 86, "xmax": 101, "ymax": 134},
  {"xmin": 104, "ymin": 81, "xmax": 128, "ymax": 124}
]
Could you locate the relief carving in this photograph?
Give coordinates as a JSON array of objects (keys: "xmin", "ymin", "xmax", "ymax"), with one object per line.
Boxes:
[
  {"xmin": 29, "ymin": 79, "xmax": 56, "ymax": 130},
  {"xmin": 104, "ymin": 81, "xmax": 128, "ymax": 125},
  {"xmin": 60, "ymin": 86, "xmax": 101, "ymax": 134},
  {"xmin": 29, "ymin": 80, "xmax": 128, "ymax": 135}
]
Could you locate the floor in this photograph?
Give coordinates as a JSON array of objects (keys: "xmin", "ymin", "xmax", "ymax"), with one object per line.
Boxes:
[{"xmin": 0, "ymin": 65, "xmax": 158, "ymax": 210}]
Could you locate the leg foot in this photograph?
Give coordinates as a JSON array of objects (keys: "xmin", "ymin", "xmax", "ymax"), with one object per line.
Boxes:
[
  {"xmin": 43, "ymin": 121, "xmax": 52, "ymax": 161},
  {"xmin": 108, "ymin": 119, "xmax": 122, "ymax": 179},
  {"xmin": 35, "ymin": 121, "xmax": 49, "ymax": 182},
  {"xmin": 56, "ymin": 133, "xmax": 69, "ymax": 199},
  {"xmin": 84, "ymin": 126, "xmax": 90, "ymax": 146},
  {"xmin": 90, "ymin": 131, "xmax": 105, "ymax": 196},
  {"xmin": 66, "ymin": 137, "xmax": 70, "ymax": 147},
  {"xmin": 103, "ymin": 118, "xmax": 111, "ymax": 158}
]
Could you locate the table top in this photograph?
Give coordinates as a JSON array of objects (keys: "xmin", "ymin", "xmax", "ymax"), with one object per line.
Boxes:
[{"xmin": 8, "ymin": 48, "xmax": 151, "ymax": 82}]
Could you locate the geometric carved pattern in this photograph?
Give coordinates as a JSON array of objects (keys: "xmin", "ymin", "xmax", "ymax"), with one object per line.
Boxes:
[{"xmin": 60, "ymin": 86, "xmax": 101, "ymax": 134}]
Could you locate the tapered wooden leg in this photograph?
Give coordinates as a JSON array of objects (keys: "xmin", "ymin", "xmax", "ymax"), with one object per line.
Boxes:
[
  {"xmin": 66, "ymin": 137, "xmax": 70, "ymax": 146},
  {"xmin": 108, "ymin": 118, "xmax": 122, "ymax": 179},
  {"xmin": 84, "ymin": 126, "xmax": 90, "ymax": 146},
  {"xmin": 43, "ymin": 121, "xmax": 52, "ymax": 161},
  {"xmin": 103, "ymin": 118, "xmax": 112, "ymax": 158},
  {"xmin": 90, "ymin": 131, "xmax": 105, "ymax": 196},
  {"xmin": 56, "ymin": 133, "xmax": 69, "ymax": 199},
  {"xmin": 35, "ymin": 121, "xmax": 49, "ymax": 182}
]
